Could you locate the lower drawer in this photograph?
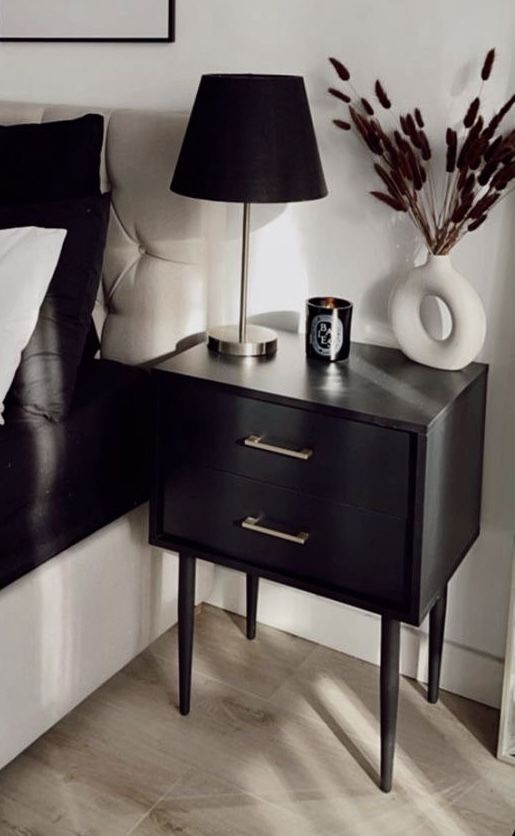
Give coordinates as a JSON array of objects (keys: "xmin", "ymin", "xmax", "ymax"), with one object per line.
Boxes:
[{"xmin": 160, "ymin": 467, "xmax": 408, "ymax": 607}]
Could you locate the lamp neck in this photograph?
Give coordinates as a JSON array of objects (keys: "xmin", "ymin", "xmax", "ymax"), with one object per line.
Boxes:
[{"xmin": 239, "ymin": 202, "xmax": 251, "ymax": 343}]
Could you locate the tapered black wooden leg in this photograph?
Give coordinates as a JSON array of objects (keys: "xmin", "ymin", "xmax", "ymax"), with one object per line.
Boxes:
[
  {"xmin": 246, "ymin": 573, "xmax": 259, "ymax": 640},
  {"xmin": 178, "ymin": 554, "xmax": 196, "ymax": 716},
  {"xmin": 428, "ymin": 588, "xmax": 447, "ymax": 704},
  {"xmin": 380, "ymin": 617, "xmax": 401, "ymax": 793}
]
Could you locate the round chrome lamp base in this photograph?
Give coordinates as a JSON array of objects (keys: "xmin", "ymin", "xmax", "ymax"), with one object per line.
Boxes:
[{"xmin": 207, "ymin": 324, "xmax": 278, "ymax": 357}]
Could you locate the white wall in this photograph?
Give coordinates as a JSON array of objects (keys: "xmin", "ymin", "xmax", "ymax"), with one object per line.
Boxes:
[{"xmin": 3, "ymin": 0, "xmax": 514, "ymax": 704}]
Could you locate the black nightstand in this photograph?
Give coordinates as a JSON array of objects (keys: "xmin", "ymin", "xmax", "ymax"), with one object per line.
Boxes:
[{"xmin": 149, "ymin": 332, "xmax": 487, "ymax": 792}]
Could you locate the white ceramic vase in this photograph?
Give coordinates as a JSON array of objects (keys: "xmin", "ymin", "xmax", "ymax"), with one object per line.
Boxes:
[{"xmin": 389, "ymin": 253, "xmax": 486, "ymax": 371}]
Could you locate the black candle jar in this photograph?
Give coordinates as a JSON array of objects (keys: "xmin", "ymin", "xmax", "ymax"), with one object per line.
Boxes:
[{"xmin": 306, "ymin": 296, "xmax": 353, "ymax": 362}]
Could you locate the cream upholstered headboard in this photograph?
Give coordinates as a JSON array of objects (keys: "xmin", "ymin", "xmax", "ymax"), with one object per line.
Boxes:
[{"xmin": 0, "ymin": 101, "xmax": 208, "ymax": 365}]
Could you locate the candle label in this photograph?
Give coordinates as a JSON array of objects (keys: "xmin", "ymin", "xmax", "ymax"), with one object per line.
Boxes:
[{"xmin": 310, "ymin": 314, "xmax": 344, "ymax": 357}]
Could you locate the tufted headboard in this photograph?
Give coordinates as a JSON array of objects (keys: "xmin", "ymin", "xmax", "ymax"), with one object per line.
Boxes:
[{"xmin": 0, "ymin": 101, "xmax": 208, "ymax": 365}]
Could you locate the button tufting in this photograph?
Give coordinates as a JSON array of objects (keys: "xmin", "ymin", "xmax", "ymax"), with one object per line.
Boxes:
[{"xmin": 138, "ymin": 244, "xmax": 146, "ymax": 255}]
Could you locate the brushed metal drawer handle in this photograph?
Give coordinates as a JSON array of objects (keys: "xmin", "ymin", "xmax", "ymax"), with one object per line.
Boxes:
[
  {"xmin": 241, "ymin": 516, "xmax": 310, "ymax": 545},
  {"xmin": 243, "ymin": 434, "xmax": 313, "ymax": 461}
]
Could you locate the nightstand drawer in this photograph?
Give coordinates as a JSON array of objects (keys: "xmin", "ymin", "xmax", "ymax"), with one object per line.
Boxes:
[
  {"xmin": 160, "ymin": 467, "xmax": 408, "ymax": 606},
  {"xmin": 160, "ymin": 378, "xmax": 411, "ymax": 518}
]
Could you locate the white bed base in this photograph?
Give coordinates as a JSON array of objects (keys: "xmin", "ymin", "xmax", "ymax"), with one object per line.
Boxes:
[
  {"xmin": 0, "ymin": 507, "xmax": 214, "ymax": 770},
  {"xmin": 0, "ymin": 101, "xmax": 215, "ymax": 770}
]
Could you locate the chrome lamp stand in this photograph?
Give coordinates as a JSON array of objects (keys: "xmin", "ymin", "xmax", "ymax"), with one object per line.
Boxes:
[{"xmin": 207, "ymin": 203, "xmax": 278, "ymax": 357}]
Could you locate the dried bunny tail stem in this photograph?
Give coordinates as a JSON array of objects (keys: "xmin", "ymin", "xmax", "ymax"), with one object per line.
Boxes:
[
  {"xmin": 375, "ymin": 80, "xmax": 391, "ymax": 109},
  {"xmin": 481, "ymin": 48, "xmax": 495, "ymax": 81},
  {"xmin": 329, "ymin": 57, "xmax": 350, "ymax": 81},
  {"xmin": 464, "ymin": 97, "xmax": 480, "ymax": 128},
  {"xmin": 328, "ymin": 87, "xmax": 351, "ymax": 103}
]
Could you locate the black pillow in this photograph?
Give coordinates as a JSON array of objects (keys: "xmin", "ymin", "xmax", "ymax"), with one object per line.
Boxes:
[
  {"xmin": 0, "ymin": 114, "xmax": 103, "ymax": 204},
  {"xmin": 3, "ymin": 193, "xmax": 111, "ymax": 421}
]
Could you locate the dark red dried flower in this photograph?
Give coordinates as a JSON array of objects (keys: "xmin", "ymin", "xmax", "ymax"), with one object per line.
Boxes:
[
  {"xmin": 381, "ymin": 134, "xmax": 399, "ymax": 166},
  {"xmin": 470, "ymin": 192, "xmax": 498, "ymax": 218},
  {"xmin": 328, "ymin": 87, "xmax": 351, "ymax": 104},
  {"xmin": 328, "ymin": 48, "xmax": 508, "ymax": 252},
  {"xmin": 375, "ymin": 80, "xmax": 391, "ymax": 109},
  {"xmin": 484, "ymin": 95, "xmax": 515, "ymax": 139},
  {"xmin": 329, "ymin": 57, "xmax": 350, "ymax": 81},
  {"xmin": 477, "ymin": 159, "xmax": 500, "ymax": 186},
  {"xmin": 394, "ymin": 130, "xmax": 409, "ymax": 153},
  {"xmin": 349, "ymin": 105, "xmax": 368, "ymax": 136},
  {"xmin": 481, "ymin": 48, "xmax": 495, "ymax": 81},
  {"xmin": 370, "ymin": 191, "xmax": 406, "ymax": 211},
  {"xmin": 461, "ymin": 173, "xmax": 475, "ymax": 193},
  {"xmin": 390, "ymin": 167, "xmax": 407, "ymax": 193},
  {"xmin": 492, "ymin": 161, "xmax": 515, "ymax": 189},
  {"xmin": 361, "ymin": 98, "xmax": 374, "ymax": 116},
  {"xmin": 457, "ymin": 120, "xmax": 483, "ymax": 170},
  {"xmin": 484, "ymin": 135, "xmax": 503, "ymax": 161},
  {"xmin": 333, "ymin": 119, "xmax": 351, "ymax": 130},
  {"xmin": 451, "ymin": 194, "xmax": 474, "ymax": 223},
  {"xmin": 464, "ymin": 98, "xmax": 480, "ymax": 129},
  {"xmin": 419, "ymin": 132, "xmax": 432, "ymax": 160},
  {"xmin": 498, "ymin": 94, "xmax": 515, "ymax": 122},
  {"xmin": 446, "ymin": 129, "xmax": 458, "ymax": 172},
  {"xmin": 374, "ymin": 163, "xmax": 400, "ymax": 198},
  {"xmin": 405, "ymin": 113, "xmax": 417, "ymax": 137},
  {"xmin": 468, "ymin": 214, "xmax": 488, "ymax": 232}
]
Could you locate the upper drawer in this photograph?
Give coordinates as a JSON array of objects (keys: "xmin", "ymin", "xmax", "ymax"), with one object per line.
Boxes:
[{"xmin": 157, "ymin": 375, "xmax": 412, "ymax": 518}]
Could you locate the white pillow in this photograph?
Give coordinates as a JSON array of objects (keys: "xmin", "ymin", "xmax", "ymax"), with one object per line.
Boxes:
[{"xmin": 0, "ymin": 226, "xmax": 67, "ymax": 425}]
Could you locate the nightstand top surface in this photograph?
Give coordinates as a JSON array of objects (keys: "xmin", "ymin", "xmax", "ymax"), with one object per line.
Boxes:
[{"xmin": 153, "ymin": 332, "xmax": 487, "ymax": 433}]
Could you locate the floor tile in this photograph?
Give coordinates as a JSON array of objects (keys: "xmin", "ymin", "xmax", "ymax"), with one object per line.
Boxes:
[{"xmin": 150, "ymin": 604, "xmax": 316, "ymax": 700}]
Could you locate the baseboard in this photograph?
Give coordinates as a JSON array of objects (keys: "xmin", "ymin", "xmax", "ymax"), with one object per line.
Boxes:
[{"xmin": 206, "ymin": 567, "xmax": 503, "ymax": 709}]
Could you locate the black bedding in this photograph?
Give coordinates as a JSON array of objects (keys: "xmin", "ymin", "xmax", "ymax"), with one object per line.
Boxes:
[{"xmin": 0, "ymin": 358, "xmax": 151, "ymax": 591}]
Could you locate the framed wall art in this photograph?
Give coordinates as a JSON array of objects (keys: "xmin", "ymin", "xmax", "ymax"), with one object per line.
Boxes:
[{"xmin": 0, "ymin": 0, "xmax": 175, "ymax": 43}]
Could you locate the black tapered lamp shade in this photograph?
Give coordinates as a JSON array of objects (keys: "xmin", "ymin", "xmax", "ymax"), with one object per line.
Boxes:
[
  {"xmin": 170, "ymin": 74, "xmax": 328, "ymax": 357},
  {"xmin": 171, "ymin": 74, "xmax": 327, "ymax": 203}
]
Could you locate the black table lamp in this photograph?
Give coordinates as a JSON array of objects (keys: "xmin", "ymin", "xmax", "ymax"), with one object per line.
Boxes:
[{"xmin": 171, "ymin": 74, "xmax": 328, "ymax": 356}]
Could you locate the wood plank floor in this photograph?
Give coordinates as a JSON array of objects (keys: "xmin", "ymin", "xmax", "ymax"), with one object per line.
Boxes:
[{"xmin": 0, "ymin": 604, "xmax": 513, "ymax": 835}]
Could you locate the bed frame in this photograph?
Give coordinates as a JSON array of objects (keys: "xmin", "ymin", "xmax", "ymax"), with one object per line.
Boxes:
[{"xmin": 0, "ymin": 102, "xmax": 215, "ymax": 770}]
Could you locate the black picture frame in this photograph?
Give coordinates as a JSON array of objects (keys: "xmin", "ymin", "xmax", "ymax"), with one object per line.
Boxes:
[{"xmin": 0, "ymin": 0, "xmax": 175, "ymax": 43}]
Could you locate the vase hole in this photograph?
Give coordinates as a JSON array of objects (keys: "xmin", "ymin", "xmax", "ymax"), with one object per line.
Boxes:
[{"xmin": 420, "ymin": 294, "xmax": 453, "ymax": 341}]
